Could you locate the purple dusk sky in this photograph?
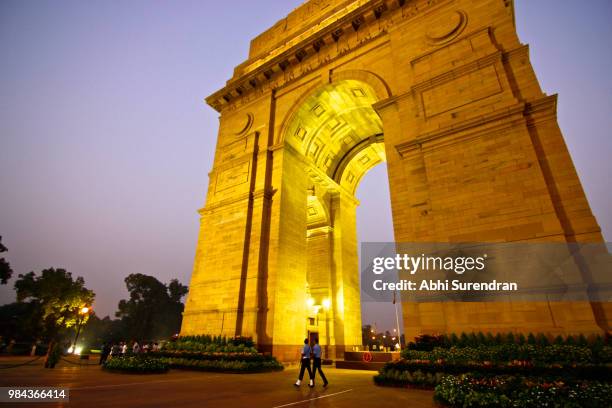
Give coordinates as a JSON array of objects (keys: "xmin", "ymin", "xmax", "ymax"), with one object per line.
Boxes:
[{"xmin": 1, "ymin": 1, "xmax": 611, "ymax": 332}]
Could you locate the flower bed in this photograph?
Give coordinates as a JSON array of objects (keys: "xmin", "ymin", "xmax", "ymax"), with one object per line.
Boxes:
[
  {"xmin": 375, "ymin": 358, "xmax": 611, "ymax": 383},
  {"xmin": 376, "ymin": 333, "xmax": 612, "ymax": 406},
  {"xmin": 374, "ymin": 369, "xmax": 444, "ymax": 388},
  {"xmin": 434, "ymin": 373, "xmax": 612, "ymax": 408},
  {"xmin": 103, "ymin": 356, "xmax": 169, "ymax": 374},
  {"xmin": 376, "ymin": 341, "xmax": 611, "ymax": 389},
  {"xmin": 149, "ymin": 335, "xmax": 283, "ymax": 373}
]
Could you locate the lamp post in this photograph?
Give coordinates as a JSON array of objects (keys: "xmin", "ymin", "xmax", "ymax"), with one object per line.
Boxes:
[{"xmin": 71, "ymin": 306, "xmax": 90, "ymax": 354}]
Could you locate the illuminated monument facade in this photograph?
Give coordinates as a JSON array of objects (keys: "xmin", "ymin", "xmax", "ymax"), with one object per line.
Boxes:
[{"xmin": 181, "ymin": 0, "xmax": 608, "ymax": 360}]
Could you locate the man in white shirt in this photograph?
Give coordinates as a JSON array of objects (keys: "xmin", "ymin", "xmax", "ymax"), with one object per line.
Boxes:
[{"xmin": 294, "ymin": 338, "xmax": 314, "ymax": 387}]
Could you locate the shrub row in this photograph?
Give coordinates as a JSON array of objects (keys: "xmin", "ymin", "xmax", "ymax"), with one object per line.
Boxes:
[
  {"xmin": 170, "ymin": 335, "xmax": 254, "ymax": 347},
  {"xmin": 164, "ymin": 335, "xmax": 257, "ymax": 353},
  {"xmin": 103, "ymin": 357, "xmax": 168, "ymax": 374},
  {"xmin": 401, "ymin": 344, "xmax": 612, "ymax": 365},
  {"xmin": 158, "ymin": 357, "xmax": 283, "ymax": 373},
  {"xmin": 409, "ymin": 332, "xmax": 609, "ymax": 351},
  {"xmin": 163, "ymin": 342, "xmax": 258, "ymax": 353},
  {"xmin": 374, "ymin": 369, "xmax": 443, "ymax": 388},
  {"xmin": 434, "ymin": 373, "xmax": 612, "ymax": 408},
  {"xmin": 149, "ymin": 350, "xmax": 278, "ymax": 363},
  {"xmin": 376, "ymin": 359, "xmax": 611, "ymax": 384}
]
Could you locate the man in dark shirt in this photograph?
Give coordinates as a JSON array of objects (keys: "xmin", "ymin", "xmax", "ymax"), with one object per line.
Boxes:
[
  {"xmin": 312, "ymin": 338, "xmax": 328, "ymax": 387},
  {"xmin": 294, "ymin": 338, "xmax": 314, "ymax": 387}
]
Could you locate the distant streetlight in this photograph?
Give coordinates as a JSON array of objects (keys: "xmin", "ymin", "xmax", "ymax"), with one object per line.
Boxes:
[{"xmin": 71, "ymin": 306, "xmax": 91, "ymax": 354}]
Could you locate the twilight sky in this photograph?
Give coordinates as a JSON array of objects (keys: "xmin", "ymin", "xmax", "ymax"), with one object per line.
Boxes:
[{"xmin": 1, "ymin": 1, "xmax": 611, "ymax": 332}]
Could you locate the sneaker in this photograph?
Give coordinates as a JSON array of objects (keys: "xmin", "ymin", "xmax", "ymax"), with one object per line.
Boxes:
[
  {"xmin": 294, "ymin": 380, "xmax": 301, "ymax": 387},
  {"xmin": 309, "ymin": 379, "xmax": 314, "ymax": 388}
]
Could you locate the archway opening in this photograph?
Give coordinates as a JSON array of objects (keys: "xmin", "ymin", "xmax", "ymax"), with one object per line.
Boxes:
[
  {"xmin": 283, "ymin": 78, "xmax": 401, "ymax": 358},
  {"xmin": 356, "ymin": 163, "xmax": 403, "ymax": 350}
]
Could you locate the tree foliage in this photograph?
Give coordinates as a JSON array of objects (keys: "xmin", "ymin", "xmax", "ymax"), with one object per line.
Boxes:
[
  {"xmin": 14, "ymin": 268, "xmax": 95, "ymax": 340},
  {"xmin": 0, "ymin": 236, "xmax": 13, "ymax": 284},
  {"xmin": 0, "ymin": 301, "xmax": 43, "ymax": 341},
  {"xmin": 115, "ymin": 273, "xmax": 188, "ymax": 340}
]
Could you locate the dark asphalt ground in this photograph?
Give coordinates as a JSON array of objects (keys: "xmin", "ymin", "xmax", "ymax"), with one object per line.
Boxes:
[{"xmin": 0, "ymin": 356, "xmax": 435, "ymax": 408}]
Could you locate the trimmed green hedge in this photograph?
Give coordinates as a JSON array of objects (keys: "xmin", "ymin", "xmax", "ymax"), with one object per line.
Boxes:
[
  {"xmin": 408, "ymin": 332, "xmax": 609, "ymax": 351},
  {"xmin": 103, "ymin": 357, "xmax": 169, "ymax": 374},
  {"xmin": 434, "ymin": 373, "xmax": 612, "ymax": 408},
  {"xmin": 164, "ymin": 335, "xmax": 257, "ymax": 353},
  {"xmin": 401, "ymin": 344, "xmax": 612, "ymax": 366},
  {"xmin": 150, "ymin": 350, "xmax": 271, "ymax": 362},
  {"xmin": 158, "ymin": 357, "xmax": 283, "ymax": 373}
]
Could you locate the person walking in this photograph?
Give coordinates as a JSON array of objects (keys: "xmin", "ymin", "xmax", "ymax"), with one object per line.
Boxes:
[
  {"xmin": 110, "ymin": 343, "xmax": 120, "ymax": 359},
  {"xmin": 312, "ymin": 338, "xmax": 328, "ymax": 387},
  {"xmin": 99, "ymin": 342, "xmax": 111, "ymax": 365},
  {"xmin": 294, "ymin": 338, "xmax": 314, "ymax": 387}
]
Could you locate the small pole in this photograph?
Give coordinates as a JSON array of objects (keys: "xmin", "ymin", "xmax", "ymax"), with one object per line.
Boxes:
[{"xmin": 394, "ymin": 291, "xmax": 402, "ymax": 349}]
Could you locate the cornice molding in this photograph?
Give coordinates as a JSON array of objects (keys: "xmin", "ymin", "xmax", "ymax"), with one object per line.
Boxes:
[{"xmin": 205, "ymin": 0, "xmax": 447, "ymax": 112}]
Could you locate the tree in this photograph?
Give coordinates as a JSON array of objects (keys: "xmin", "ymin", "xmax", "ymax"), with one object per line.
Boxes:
[
  {"xmin": 0, "ymin": 236, "xmax": 13, "ymax": 284},
  {"xmin": 0, "ymin": 302, "xmax": 43, "ymax": 342},
  {"xmin": 80, "ymin": 314, "xmax": 126, "ymax": 347},
  {"xmin": 115, "ymin": 273, "xmax": 188, "ymax": 340},
  {"xmin": 14, "ymin": 268, "xmax": 95, "ymax": 341}
]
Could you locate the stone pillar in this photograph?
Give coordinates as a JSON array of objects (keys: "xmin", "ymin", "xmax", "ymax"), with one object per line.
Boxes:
[
  {"xmin": 261, "ymin": 144, "xmax": 310, "ymax": 360},
  {"xmin": 329, "ymin": 191, "xmax": 362, "ymax": 358},
  {"xmin": 306, "ymin": 225, "xmax": 336, "ymax": 358}
]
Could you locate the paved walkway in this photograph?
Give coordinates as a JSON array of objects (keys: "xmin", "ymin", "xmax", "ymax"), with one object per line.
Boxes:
[{"xmin": 0, "ymin": 356, "xmax": 435, "ymax": 407}]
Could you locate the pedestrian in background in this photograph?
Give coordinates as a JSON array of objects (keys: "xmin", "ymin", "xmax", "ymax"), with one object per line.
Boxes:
[
  {"xmin": 294, "ymin": 338, "xmax": 313, "ymax": 387},
  {"xmin": 99, "ymin": 342, "xmax": 111, "ymax": 365}
]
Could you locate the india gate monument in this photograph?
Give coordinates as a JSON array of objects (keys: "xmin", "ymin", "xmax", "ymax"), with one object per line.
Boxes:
[{"xmin": 180, "ymin": 0, "xmax": 609, "ymax": 361}]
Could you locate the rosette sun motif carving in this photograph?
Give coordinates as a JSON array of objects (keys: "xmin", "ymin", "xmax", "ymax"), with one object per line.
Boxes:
[
  {"xmin": 425, "ymin": 10, "xmax": 468, "ymax": 45},
  {"xmin": 235, "ymin": 112, "xmax": 253, "ymax": 135}
]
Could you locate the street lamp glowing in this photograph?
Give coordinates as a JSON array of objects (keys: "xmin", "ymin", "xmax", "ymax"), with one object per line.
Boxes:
[
  {"xmin": 322, "ymin": 298, "xmax": 331, "ymax": 310},
  {"xmin": 72, "ymin": 306, "xmax": 90, "ymax": 354},
  {"xmin": 306, "ymin": 297, "xmax": 315, "ymax": 307}
]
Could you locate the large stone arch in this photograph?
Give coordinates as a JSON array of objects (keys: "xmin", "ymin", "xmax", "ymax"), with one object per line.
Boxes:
[
  {"xmin": 330, "ymin": 69, "xmax": 392, "ymax": 100},
  {"xmin": 182, "ymin": 0, "xmax": 608, "ymax": 361}
]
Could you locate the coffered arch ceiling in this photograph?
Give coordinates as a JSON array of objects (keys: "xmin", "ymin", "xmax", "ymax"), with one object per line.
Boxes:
[{"xmin": 285, "ymin": 79, "xmax": 385, "ymax": 194}]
